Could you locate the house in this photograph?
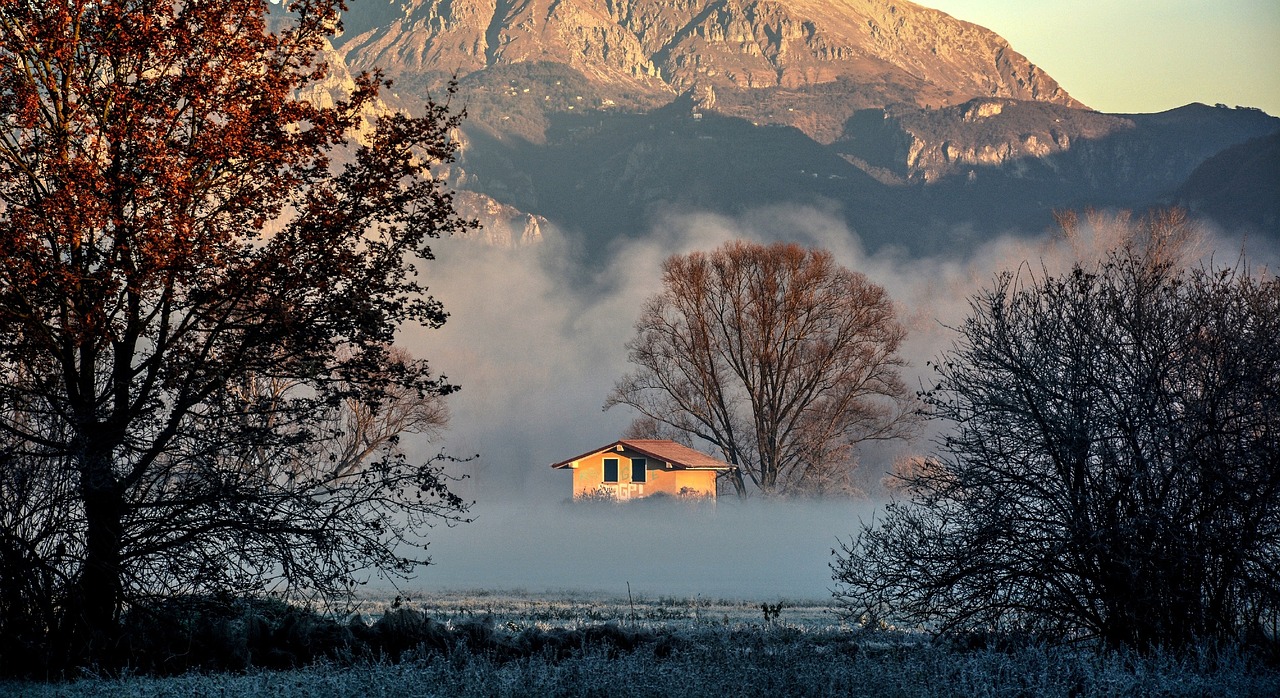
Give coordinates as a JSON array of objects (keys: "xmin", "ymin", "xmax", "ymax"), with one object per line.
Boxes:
[{"xmin": 550, "ymin": 439, "xmax": 733, "ymax": 500}]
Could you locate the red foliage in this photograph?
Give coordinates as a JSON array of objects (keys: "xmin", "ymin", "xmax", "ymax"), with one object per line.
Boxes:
[{"xmin": 0, "ymin": 0, "xmax": 474, "ymax": 672}]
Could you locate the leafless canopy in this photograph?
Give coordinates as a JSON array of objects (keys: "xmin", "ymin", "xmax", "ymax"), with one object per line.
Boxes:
[
  {"xmin": 833, "ymin": 218, "xmax": 1280, "ymax": 649},
  {"xmin": 607, "ymin": 240, "xmax": 917, "ymax": 497}
]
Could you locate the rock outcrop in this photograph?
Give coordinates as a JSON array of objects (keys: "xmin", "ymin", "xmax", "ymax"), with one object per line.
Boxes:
[
  {"xmin": 338, "ymin": 0, "xmax": 1084, "ymax": 142},
  {"xmin": 453, "ymin": 191, "xmax": 548, "ymax": 247},
  {"xmin": 837, "ymin": 98, "xmax": 1133, "ymax": 183},
  {"xmin": 296, "ymin": 39, "xmax": 397, "ymax": 145},
  {"xmin": 341, "ymin": 0, "xmax": 664, "ymax": 88}
]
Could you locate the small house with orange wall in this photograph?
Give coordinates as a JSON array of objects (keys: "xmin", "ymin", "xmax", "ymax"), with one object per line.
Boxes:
[{"xmin": 550, "ymin": 439, "xmax": 733, "ymax": 500}]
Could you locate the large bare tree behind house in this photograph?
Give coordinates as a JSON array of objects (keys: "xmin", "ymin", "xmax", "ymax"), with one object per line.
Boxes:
[{"xmin": 607, "ymin": 240, "xmax": 918, "ymax": 497}]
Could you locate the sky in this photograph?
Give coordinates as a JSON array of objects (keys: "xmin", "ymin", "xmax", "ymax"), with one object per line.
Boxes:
[{"xmin": 922, "ymin": 0, "xmax": 1280, "ymax": 116}]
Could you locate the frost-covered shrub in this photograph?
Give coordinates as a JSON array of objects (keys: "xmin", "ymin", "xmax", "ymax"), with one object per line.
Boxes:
[
  {"xmin": 7, "ymin": 592, "xmax": 1277, "ymax": 695},
  {"xmin": 116, "ymin": 596, "xmax": 360, "ymax": 675}
]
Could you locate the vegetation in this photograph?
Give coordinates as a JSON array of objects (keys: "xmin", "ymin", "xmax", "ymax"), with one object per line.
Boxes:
[
  {"xmin": 607, "ymin": 241, "xmax": 918, "ymax": 497},
  {"xmin": 453, "ymin": 61, "xmax": 669, "ymax": 143},
  {"xmin": 0, "ymin": 3, "xmax": 1271, "ymax": 690},
  {"xmin": 1, "ymin": 591, "xmax": 1274, "ymax": 696},
  {"xmin": 833, "ymin": 211, "xmax": 1280, "ymax": 650},
  {"xmin": 0, "ymin": 0, "xmax": 472, "ymax": 674}
]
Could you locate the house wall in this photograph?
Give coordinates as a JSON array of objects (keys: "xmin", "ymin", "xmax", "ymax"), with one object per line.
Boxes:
[{"xmin": 568, "ymin": 448, "xmax": 718, "ymax": 499}]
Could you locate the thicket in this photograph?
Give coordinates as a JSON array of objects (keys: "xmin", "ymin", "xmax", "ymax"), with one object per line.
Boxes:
[
  {"xmin": 834, "ymin": 212, "xmax": 1280, "ymax": 651},
  {"xmin": 0, "ymin": 595, "xmax": 672, "ymax": 680},
  {"xmin": 4, "ymin": 600, "xmax": 1278, "ymax": 697}
]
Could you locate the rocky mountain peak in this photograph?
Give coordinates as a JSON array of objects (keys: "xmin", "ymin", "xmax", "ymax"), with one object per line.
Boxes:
[
  {"xmin": 321, "ymin": 2, "xmax": 1279, "ymax": 254},
  {"xmin": 338, "ymin": 0, "xmax": 1084, "ymax": 142}
]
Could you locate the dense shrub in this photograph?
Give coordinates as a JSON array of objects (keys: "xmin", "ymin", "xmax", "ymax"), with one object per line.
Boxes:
[
  {"xmin": 115, "ymin": 596, "xmax": 361, "ymax": 676},
  {"xmin": 6, "ymin": 626, "xmax": 1277, "ymax": 697},
  {"xmin": 2, "ymin": 595, "xmax": 687, "ymax": 679}
]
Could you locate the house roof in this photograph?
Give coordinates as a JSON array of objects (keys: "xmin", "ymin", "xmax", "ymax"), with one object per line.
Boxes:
[{"xmin": 550, "ymin": 439, "xmax": 733, "ymax": 471}]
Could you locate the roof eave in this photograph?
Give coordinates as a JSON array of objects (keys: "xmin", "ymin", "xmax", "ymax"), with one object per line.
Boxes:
[
  {"xmin": 548, "ymin": 440, "xmax": 626, "ymax": 469},
  {"xmin": 549, "ymin": 439, "xmax": 734, "ymax": 471}
]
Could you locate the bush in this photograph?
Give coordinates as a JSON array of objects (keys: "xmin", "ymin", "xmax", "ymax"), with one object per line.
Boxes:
[
  {"xmin": 833, "ymin": 233, "xmax": 1280, "ymax": 650},
  {"xmin": 27, "ymin": 594, "xmax": 681, "ymax": 679}
]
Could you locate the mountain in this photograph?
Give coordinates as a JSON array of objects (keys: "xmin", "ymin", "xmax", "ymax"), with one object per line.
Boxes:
[
  {"xmin": 452, "ymin": 99, "xmax": 1278, "ymax": 255},
  {"xmin": 328, "ymin": 0, "xmax": 1280, "ymax": 252},
  {"xmin": 338, "ymin": 0, "xmax": 1082, "ymax": 143},
  {"xmin": 836, "ymin": 100, "xmax": 1280, "ymax": 205},
  {"xmin": 1175, "ymin": 130, "xmax": 1280, "ymax": 235}
]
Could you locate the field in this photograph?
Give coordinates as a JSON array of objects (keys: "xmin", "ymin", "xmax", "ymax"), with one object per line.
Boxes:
[{"xmin": 4, "ymin": 590, "xmax": 1278, "ymax": 697}]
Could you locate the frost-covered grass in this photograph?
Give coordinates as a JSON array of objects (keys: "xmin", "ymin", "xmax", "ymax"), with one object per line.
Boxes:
[
  {"xmin": 5, "ymin": 591, "xmax": 1277, "ymax": 697},
  {"xmin": 350, "ymin": 588, "xmax": 839, "ymax": 631}
]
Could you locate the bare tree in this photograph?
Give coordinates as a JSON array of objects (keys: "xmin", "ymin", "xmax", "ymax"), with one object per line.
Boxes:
[
  {"xmin": 1055, "ymin": 207, "xmax": 1204, "ymax": 270},
  {"xmin": 606, "ymin": 241, "xmax": 917, "ymax": 497},
  {"xmin": 832, "ymin": 220, "xmax": 1280, "ymax": 649},
  {"xmin": 0, "ymin": 0, "xmax": 473, "ymax": 670}
]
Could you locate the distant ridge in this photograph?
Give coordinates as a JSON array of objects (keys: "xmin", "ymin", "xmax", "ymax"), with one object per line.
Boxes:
[{"xmin": 1177, "ymin": 130, "xmax": 1280, "ymax": 234}]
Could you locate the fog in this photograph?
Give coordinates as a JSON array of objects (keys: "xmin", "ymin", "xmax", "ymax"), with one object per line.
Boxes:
[
  {"xmin": 409, "ymin": 499, "xmax": 876, "ymax": 600},
  {"xmin": 391, "ymin": 207, "xmax": 1275, "ymax": 600}
]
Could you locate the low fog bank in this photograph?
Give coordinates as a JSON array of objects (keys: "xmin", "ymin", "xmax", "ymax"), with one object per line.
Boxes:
[
  {"xmin": 393, "ymin": 207, "xmax": 1274, "ymax": 595},
  {"xmin": 409, "ymin": 207, "xmax": 1276, "ymax": 505},
  {"xmin": 410, "ymin": 498, "xmax": 875, "ymax": 601},
  {"xmin": 406, "ymin": 207, "xmax": 1017, "ymax": 504}
]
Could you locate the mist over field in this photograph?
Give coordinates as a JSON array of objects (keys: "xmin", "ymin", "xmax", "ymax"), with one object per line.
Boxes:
[
  {"xmin": 410, "ymin": 499, "xmax": 875, "ymax": 600},
  {"xmin": 395, "ymin": 207, "xmax": 1277, "ymax": 598}
]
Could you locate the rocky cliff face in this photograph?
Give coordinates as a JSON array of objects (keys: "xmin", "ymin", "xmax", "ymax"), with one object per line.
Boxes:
[
  {"xmin": 338, "ymin": 0, "xmax": 1083, "ymax": 142},
  {"xmin": 835, "ymin": 101, "xmax": 1280, "ymax": 193},
  {"xmin": 452, "ymin": 190, "xmax": 549, "ymax": 247},
  {"xmin": 639, "ymin": 0, "xmax": 1081, "ymax": 106},
  {"xmin": 297, "ymin": 39, "xmax": 397, "ymax": 145},
  {"xmin": 837, "ymin": 98, "xmax": 1133, "ymax": 183},
  {"xmin": 341, "ymin": 0, "xmax": 664, "ymax": 87},
  {"xmin": 318, "ymin": 2, "xmax": 1280, "ymax": 250}
]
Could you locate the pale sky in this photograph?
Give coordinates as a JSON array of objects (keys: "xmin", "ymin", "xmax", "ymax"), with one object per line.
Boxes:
[{"xmin": 921, "ymin": 1, "xmax": 1280, "ymax": 115}]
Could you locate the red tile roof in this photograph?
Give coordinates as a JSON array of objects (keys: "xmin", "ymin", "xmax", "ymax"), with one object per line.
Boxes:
[{"xmin": 550, "ymin": 439, "xmax": 733, "ymax": 470}]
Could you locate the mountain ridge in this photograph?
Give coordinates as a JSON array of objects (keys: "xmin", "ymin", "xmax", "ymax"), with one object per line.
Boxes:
[
  {"xmin": 338, "ymin": 0, "xmax": 1083, "ymax": 143},
  {"xmin": 325, "ymin": 1, "xmax": 1279, "ymax": 250}
]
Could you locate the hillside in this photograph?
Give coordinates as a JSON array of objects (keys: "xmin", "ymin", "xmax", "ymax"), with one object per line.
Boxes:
[
  {"xmin": 454, "ymin": 98, "xmax": 1279, "ymax": 255},
  {"xmin": 1176, "ymin": 130, "xmax": 1280, "ymax": 234},
  {"xmin": 337, "ymin": 0, "xmax": 1082, "ymax": 143},
  {"xmin": 326, "ymin": 0, "xmax": 1280, "ymax": 250}
]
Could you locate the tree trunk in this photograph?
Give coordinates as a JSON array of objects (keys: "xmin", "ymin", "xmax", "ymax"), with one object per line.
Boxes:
[
  {"xmin": 725, "ymin": 467, "xmax": 748, "ymax": 498},
  {"xmin": 68, "ymin": 451, "xmax": 125, "ymax": 666}
]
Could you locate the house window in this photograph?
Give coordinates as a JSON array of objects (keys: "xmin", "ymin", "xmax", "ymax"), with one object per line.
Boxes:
[
  {"xmin": 631, "ymin": 458, "xmax": 647, "ymax": 483},
  {"xmin": 603, "ymin": 458, "xmax": 619, "ymax": 483}
]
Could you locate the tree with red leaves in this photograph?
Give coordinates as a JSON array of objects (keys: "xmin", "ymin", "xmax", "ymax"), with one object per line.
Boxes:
[{"xmin": 0, "ymin": 0, "xmax": 473, "ymax": 671}]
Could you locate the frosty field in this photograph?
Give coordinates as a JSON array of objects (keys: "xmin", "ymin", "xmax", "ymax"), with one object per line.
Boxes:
[{"xmin": 4, "ymin": 590, "xmax": 1276, "ymax": 697}]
